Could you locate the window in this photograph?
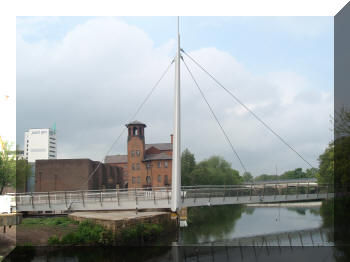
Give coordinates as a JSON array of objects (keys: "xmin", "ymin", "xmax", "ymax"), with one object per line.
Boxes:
[
  {"xmin": 132, "ymin": 163, "xmax": 135, "ymax": 170},
  {"xmin": 31, "ymin": 131, "xmax": 40, "ymax": 134},
  {"xmin": 164, "ymin": 175, "xmax": 169, "ymax": 185},
  {"xmin": 131, "ymin": 150, "xmax": 135, "ymax": 157},
  {"xmin": 139, "ymin": 127, "xmax": 143, "ymax": 136},
  {"xmin": 41, "ymin": 131, "xmax": 47, "ymax": 134},
  {"xmin": 146, "ymin": 176, "xmax": 151, "ymax": 184},
  {"xmin": 164, "ymin": 161, "xmax": 168, "ymax": 168},
  {"xmin": 157, "ymin": 161, "xmax": 161, "ymax": 168},
  {"xmin": 137, "ymin": 176, "xmax": 141, "ymax": 184},
  {"xmin": 132, "ymin": 177, "xmax": 135, "ymax": 184},
  {"xmin": 158, "ymin": 175, "xmax": 162, "ymax": 182},
  {"xmin": 133, "ymin": 127, "xmax": 138, "ymax": 135},
  {"xmin": 136, "ymin": 150, "xmax": 140, "ymax": 157},
  {"xmin": 146, "ymin": 163, "xmax": 151, "ymax": 169},
  {"xmin": 136, "ymin": 163, "xmax": 140, "ymax": 170}
]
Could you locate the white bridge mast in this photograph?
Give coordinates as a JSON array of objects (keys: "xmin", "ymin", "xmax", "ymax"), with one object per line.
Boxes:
[{"xmin": 171, "ymin": 17, "xmax": 181, "ymax": 212}]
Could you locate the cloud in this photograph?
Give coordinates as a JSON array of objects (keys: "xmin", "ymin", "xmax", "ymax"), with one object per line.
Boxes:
[{"xmin": 16, "ymin": 17, "xmax": 333, "ymax": 176}]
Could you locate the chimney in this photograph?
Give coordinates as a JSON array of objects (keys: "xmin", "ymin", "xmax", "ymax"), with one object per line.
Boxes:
[{"xmin": 170, "ymin": 134, "xmax": 173, "ymax": 144}]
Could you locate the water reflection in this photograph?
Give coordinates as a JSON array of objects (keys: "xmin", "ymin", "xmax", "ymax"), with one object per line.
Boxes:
[
  {"xmin": 180, "ymin": 204, "xmax": 323, "ymax": 244},
  {"xmin": 4, "ymin": 246, "xmax": 337, "ymax": 262}
]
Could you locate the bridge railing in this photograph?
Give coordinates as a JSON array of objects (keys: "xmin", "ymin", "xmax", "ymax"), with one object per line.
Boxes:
[
  {"xmin": 180, "ymin": 183, "xmax": 334, "ymax": 202},
  {"xmin": 10, "ymin": 183, "xmax": 335, "ymax": 210},
  {"xmin": 12, "ymin": 187, "xmax": 174, "ymax": 209}
]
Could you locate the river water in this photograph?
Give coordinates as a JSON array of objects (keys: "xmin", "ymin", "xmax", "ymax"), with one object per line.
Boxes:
[{"xmin": 4, "ymin": 201, "xmax": 340, "ymax": 261}]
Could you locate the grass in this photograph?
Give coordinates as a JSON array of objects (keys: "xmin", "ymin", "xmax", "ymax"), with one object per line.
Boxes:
[
  {"xmin": 48, "ymin": 221, "xmax": 165, "ymax": 246},
  {"xmin": 20, "ymin": 217, "xmax": 78, "ymax": 228},
  {"xmin": 20, "ymin": 216, "xmax": 169, "ymax": 246},
  {"xmin": 48, "ymin": 220, "xmax": 114, "ymax": 245}
]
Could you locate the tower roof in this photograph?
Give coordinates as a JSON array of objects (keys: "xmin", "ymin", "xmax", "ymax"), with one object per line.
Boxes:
[{"xmin": 126, "ymin": 120, "xmax": 147, "ymax": 127}]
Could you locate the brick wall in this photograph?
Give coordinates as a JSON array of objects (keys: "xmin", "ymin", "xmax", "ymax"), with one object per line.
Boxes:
[{"xmin": 35, "ymin": 159, "xmax": 124, "ymax": 192}]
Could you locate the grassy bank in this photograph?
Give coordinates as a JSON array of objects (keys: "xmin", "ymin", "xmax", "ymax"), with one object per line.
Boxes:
[{"xmin": 17, "ymin": 216, "xmax": 175, "ymax": 246}]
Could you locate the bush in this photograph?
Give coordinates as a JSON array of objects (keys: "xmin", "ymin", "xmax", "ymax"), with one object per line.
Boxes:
[
  {"xmin": 117, "ymin": 223, "xmax": 164, "ymax": 244},
  {"xmin": 48, "ymin": 235, "xmax": 60, "ymax": 245}
]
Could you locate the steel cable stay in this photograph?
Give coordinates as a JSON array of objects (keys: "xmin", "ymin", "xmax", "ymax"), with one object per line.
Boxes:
[
  {"xmin": 181, "ymin": 49, "xmax": 315, "ymax": 169},
  {"xmin": 182, "ymin": 58, "xmax": 248, "ymax": 174},
  {"xmin": 80, "ymin": 58, "xmax": 175, "ymax": 190}
]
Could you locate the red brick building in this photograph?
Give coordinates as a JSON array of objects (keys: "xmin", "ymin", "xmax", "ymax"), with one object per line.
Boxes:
[
  {"xmin": 105, "ymin": 121, "xmax": 173, "ymax": 188},
  {"xmin": 35, "ymin": 159, "xmax": 124, "ymax": 192}
]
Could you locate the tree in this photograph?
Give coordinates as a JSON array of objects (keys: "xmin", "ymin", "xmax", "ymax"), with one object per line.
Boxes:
[
  {"xmin": 0, "ymin": 141, "xmax": 16, "ymax": 194},
  {"xmin": 242, "ymin": 172, "xmax": 253, "ymax": 183},
  {"xmin": 190, "ymin": 156, "xmax": 242, "ymax": 185},
  {"xmin": 317, "ymin": 107, "xmax": 350, "ymax": 186},
  {"xmin": 316, "ymin": 143, "xmax": 334, "ymax": 184},
  {"xmin": 16, "ymin": 159, "xmax": 32, "ymax": 192},
  {"xmin": 334, "ymin": 106, "xmax": 350, "ymax": 138},
  {"xmin": 181, "ymin": 148, "xmax": 196, "ymax": 186}
]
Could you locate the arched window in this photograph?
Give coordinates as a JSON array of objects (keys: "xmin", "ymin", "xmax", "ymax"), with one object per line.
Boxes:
[
  {"xmin": 139, "ymin": 127, "xmax": 143, "ymax": 136},
  {"xmin": 133, "ymin": 127, "xmax": 138, "ymax": 135}
]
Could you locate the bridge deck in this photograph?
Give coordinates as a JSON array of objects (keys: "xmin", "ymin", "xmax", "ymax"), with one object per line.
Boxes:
[{"xmin": 9, "ymin": 183, "xmax": 333, "ymax": 212}]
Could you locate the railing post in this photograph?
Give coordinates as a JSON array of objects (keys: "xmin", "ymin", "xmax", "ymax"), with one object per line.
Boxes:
[
  {"xmin": 48, "ymin": 192, "xmax": 51, "ymax": 209},
  {"xmin": 117, "ymin": 188, "xmax": 120, "ymax": 206},
  {"xmin": 182, "ymin": 188, "xmax": 185, "ymax": 203},
  {"xmin": 194, "ymin": 187, "xmax": 197, "ymax": 203},
  {"xmin": 135, "ymin": 187, "xmax": 138, "ymax": 205},
  {"xmin": 317, "ymin": 185, "xmax": 319, "ymax": 198},
  {"xmin": 81, "ymin": 191, "xmax": 85, "ymax": 207},
  {"xmin": 285, "ymin": 184, "xmax": 288, "ymax": 199},
  {"xmin": 262, "ymin": 184, "xmax": 265, "ymax": 199},
  {"xmin": 31, "ymin": 193, "xmax": 34, "ymax": 209},
  {"xmin": 274, "ymin": 184, "xmax": 277, "ymax": 200},
  {"xmin": 100, "ymin": 191, "xmax": 103, "ymax": 206},
  {"xmin": 250, "ymin": 184, "xmax": 252, "ymax": 200},
  {"xmin": 236, "ymin": 188, "xmax": 239, "ymax": 201},
  {"xmin": 154, "ymin": 189, "xmax": 156, "ymax": 205},
  {"xmin": 64, "ymin": 191, "xmax": 68, "ymax": 208},
  {"xmin": 167, "ymin": 187, "xmax": 170, "ymax": 204},
  {"xmin": 223, "ymin": 185, "xmax": 226, "ymax": 202},
  {"xmin": 307, "ymin": 182, "xmax": 309, "ymax": 198},
  {"xmin": 208, "ymin": 188, "xmax": 211, "ymax": 203},
  {"xmin": 296, "ymin": 183, "xmax": 299, "ymax": 199}
]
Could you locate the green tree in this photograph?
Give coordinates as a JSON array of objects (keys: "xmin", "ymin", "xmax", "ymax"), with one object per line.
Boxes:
[
  {"xmin": 334, "ymin": 106, "xmax": 350, "ymax": 138},
  {"xmin": 316, "ymin": 143, "xmax": 334, "ymax": 184},
  {"xmin": 190, "ymin": 156, "xmax": 242, "ymax": 185},
  {"xmin": 0, "ymin": 141, "xmax": 16, "ymax": 194},
  {"xmin": 242, "ymin": 172, "xmax": 253, "ymax": 183},
  {"xmin": 181, "ymin": 148, "xmax": 196, "ymax": 186},
  {"xmin": 254, "ymin": 174, "xmax": 276, "ymax": 182},
  {"xmin": 16, "ymin": 159, "xmax": 32, "ymax": 192}
]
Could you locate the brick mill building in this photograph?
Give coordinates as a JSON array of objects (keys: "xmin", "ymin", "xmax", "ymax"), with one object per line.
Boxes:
[{"xmin": 105, "ymin": 121, "xmax": 173, "ymax": 189}]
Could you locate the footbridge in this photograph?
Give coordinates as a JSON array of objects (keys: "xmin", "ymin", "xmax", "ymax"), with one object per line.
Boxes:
[{"xmin": 10, "ymin": 182, "xmax": 333, "ymax": 212}]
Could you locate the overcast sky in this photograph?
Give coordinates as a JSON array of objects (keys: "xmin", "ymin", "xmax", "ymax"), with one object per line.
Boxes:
[{"xmin": 16, "ymin": 16, "xmax": 333, "ymax": 176}]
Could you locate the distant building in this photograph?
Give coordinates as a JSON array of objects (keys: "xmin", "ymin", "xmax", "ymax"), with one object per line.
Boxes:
[
  {"xmin": 24, "ymin": 128, "xmax": 57, "ymax": 163},
  {"xmin": 35, "ymin": 159, "xmax": 124, "ymax": 192},
  {"xmin": 105, "ymin": 121, "xmax": 173, "ymax": 189}
]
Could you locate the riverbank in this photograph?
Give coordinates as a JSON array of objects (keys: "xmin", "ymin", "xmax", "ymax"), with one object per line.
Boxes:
[{"xmin": 12, "ymin": 211, "xmax": 177, "ymax": 247}]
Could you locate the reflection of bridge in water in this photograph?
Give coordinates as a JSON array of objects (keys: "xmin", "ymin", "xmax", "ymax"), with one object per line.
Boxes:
[
  {"xmin": 172, "ymin": 228, "xmax": 334, "ymax": 262},
  {"xmin": 11, "ymin": 182, "xmax": 333, "ymax": 212}
]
